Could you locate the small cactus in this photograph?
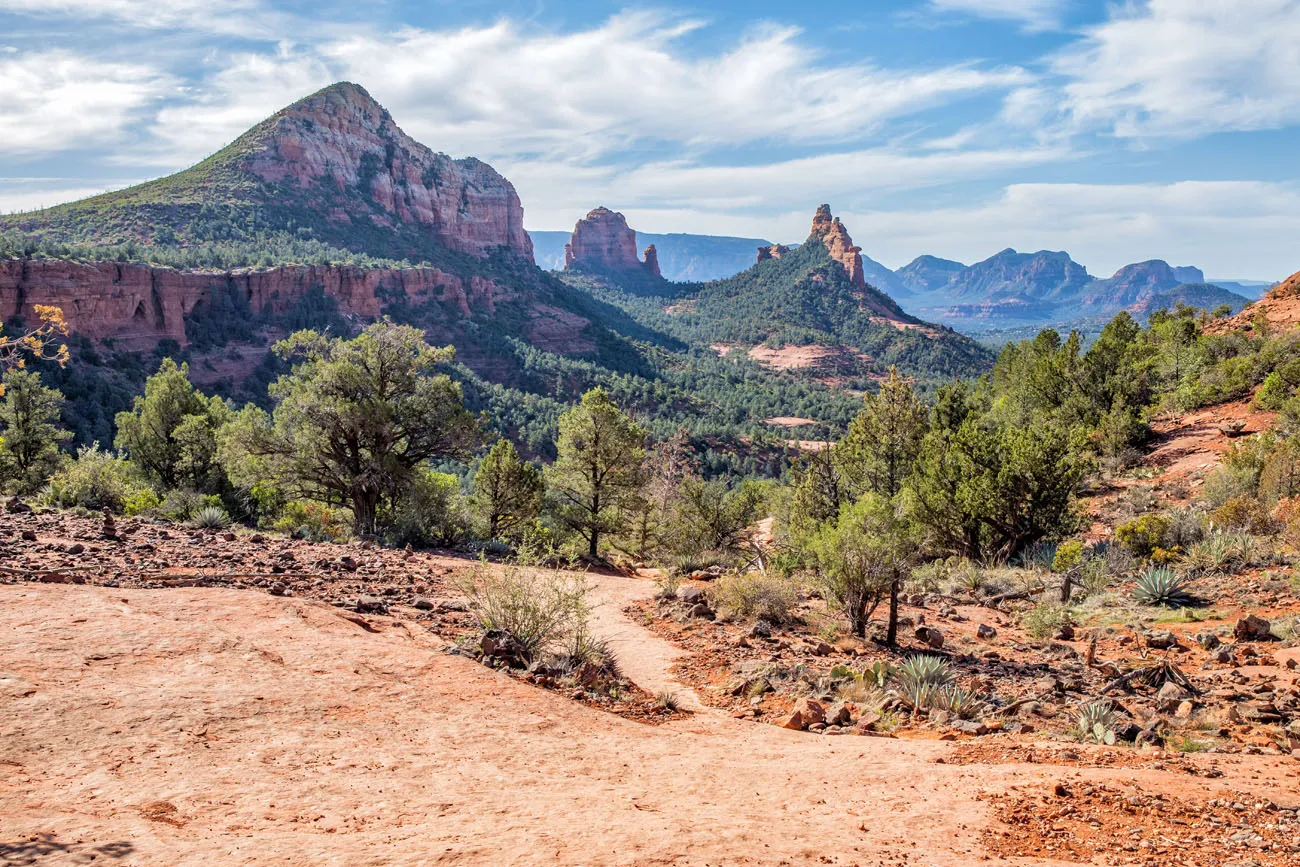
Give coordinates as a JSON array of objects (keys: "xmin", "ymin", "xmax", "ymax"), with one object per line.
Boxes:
[{"xmin": 1078, "ymin": 699, "xmax": 1117, "ymax": 745}]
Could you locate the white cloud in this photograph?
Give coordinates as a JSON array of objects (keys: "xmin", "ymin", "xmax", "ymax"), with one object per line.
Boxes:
[
  {"xmin": 1056, "ymin": 0, "xmax": 1300, "ymax": 137},
  {"xmin": 927, "ymin": 0, "xmax": 1068, "ymax": 31},
  {"xmin": 0, "ymin": 51, "xmax": 174, "ymax": 155},
  {"xmin": 843, "ymin": 181, "xmax": 1300, "ymax": 280},
  {"xmin": 135, "ymin": 11, "xmax": 1026, "ymax": 169},
  {"xmin": 0, "ymin": 0, "xmax": 271, "ymax": 36}
]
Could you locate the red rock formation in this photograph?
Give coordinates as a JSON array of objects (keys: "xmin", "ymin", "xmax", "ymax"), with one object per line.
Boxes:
[
  {"xmin": 757, "ymin": 244, "xmax": 790, "ymax": 264},
  {"xmin": 564, "ymin": 207, "xmax": 660, "ymax": 276},
  {"xmin": 642, "ymin": 245, "xmax": 661, "ymax": 278},
  {"xmin": 809, "ymin": 204, "xmax": 866, "ymax": 290},
  {"xmin": 244, "ymin": 83, "xmax": 533, "ymax": 261},
  {"xmin": 0, "ymin": 258, "xmax": 518, "ymax": 351}
]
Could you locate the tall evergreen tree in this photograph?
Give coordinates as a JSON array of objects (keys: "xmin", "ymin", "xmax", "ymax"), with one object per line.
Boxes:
[
  {"xmin": 838, "ymin": 367, "xmax": 927, "ymax": 499},
  {"xmin": 114, "ymin": 359, "xmax": 230, "ymax": 492},
  {"xmin": 473, "ymin": 438, "xmax": 543, "ymax": 540},
  {"xmin": 0, "ymin": 369, "xmax": 70, "ymax": 492},
  {"xmin": 546, "ymin": 388, "xmax": 646, "ymax": 559}
]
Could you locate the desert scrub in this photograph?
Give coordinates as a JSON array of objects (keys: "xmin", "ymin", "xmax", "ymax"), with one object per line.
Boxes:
[
  {"xmin": 41, "ymin": 444, "xmax": 149, "ymax": 513},
  {"xmin": 455, "ymin": 565, "xmax": 591, "ymax": 660},
  {"xmin": 1020, "ymin": 600, "xmax": 1072, "ymax": 640},
  {"xmin": 712, "ymin": 571, "xmax": 800, "ymax": 625},
  {"xmin": 1115, "ymin": 514, "xmax": 1172, "ymax": 561},
  {"xmin": 1211, "ymin": 495, "xmax": 1277, "ymax": 535}
]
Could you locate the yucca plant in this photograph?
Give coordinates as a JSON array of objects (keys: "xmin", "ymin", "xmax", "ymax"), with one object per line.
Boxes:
[
  {"xmin": 1078, "ymin": 699, "xmax": 1117, "ymax": 745},
  {"xmin": 1132, "ymin": 567, "xmax": 1193, "ymax": 607},
  {"xmin": 192, "ymin": 505, "xmax": 231, "ymax": 530}
]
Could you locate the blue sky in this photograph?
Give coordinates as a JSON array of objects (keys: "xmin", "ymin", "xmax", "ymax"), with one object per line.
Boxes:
[{"xmin": 1, "ymin": 0, "xmax": 1298, "ymax": 280}]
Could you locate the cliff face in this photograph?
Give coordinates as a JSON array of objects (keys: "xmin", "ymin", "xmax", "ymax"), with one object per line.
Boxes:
[
  {"xmin": 244, "ymin": 83, "xmax": 532, "ymax": 260},
  {"xmin": 564, "ymin": 207, "xmax": 661, "ymax": 277},
  {"xmin": 0, "ymin": 258, "xmax": 517, "ymax": 351}
]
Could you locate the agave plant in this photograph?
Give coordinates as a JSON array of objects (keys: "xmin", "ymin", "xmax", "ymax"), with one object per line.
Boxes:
[
  {"xmin": 892, "ymin": 654, "xmax": 954, "ymax": 690},
  {"xmin": 191, "ymin": 504, "xmax": 231, "ymax": 530},
  {"xmin": 1078, "ymin": 699, "xmax": 1117, "ymax": 745},
  {"xmin": 931, "ymin": 685, "xmax": 986, "ymax": 720},
  {"xmin": 1132, "ymin": 567, "xmax": 1193, "ymax": 607}
]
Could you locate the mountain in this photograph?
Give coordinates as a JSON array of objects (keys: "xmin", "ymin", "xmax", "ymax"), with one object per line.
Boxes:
[
  {"xmin": 0, "ymin": 83, "xmax": 879, "ymax": 461},
  {"xmin": 567, "ymin": 206, "xmax": 993, "ymax": 381},
  {"xmin": 897, "ymin": 255, "xmax": 966, "ymax": 294},
  {"xmin": 1, "ymin": 82, "xmax": 532, "ymax": 267},
  {"xmin": 531, "ymin": 228, "xmax": 771, "ymax": 282}
]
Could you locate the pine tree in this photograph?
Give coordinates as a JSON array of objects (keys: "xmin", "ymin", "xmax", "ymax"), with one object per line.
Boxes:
[
  {"xmin": 473, "ymin": 438, "xmax": 543, "ymax": 540},
  {"xmin": 546, "ymin": 388, "xmax": 646, "ymax": 559},
  {"xmin": 0, "ymin": 369, "xmax": 70, "ymax": 492}
]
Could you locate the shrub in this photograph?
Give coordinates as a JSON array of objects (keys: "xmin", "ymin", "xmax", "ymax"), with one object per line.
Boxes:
[
  {"xmin": 42, "ymin": 444, "xmax": 148, "ymax": 512},
  {"xmin": 1132, "ymin": 567, "xmax": 1194, "ymax": 607},
  {"xmin": 1182, "ymin": 530, "xmax": 1263, "ymax": 577},
  {"xmin": 159, "ymin": 488, "xmax": 220, "ymax": 522},
  {"xmin": 385, "ymin": 469, "xmax": 471, "ymax": 548},
  {"xmin": 455, "ymin": 565, "xmax": 590, "ymax": 660},
  {"xmin": 1052, "ymin": 540, "xmax": 1085, "ymax": 573},
  {"xmin": 1115, "ymin": 514, "xmax": 1171, "ymax": 560},
  {"xmin": 712, "ymin": 571, "xmax": 800, "ymax": 625},
  {"xmin": 1020, "ymin": 601, "xmax": 1072, "ymax": 640},
  {"xmin": 191, "ymin": 505, "xmax": 231, "ymax": 529},
  {"xmin": 272, "ymin": 500, "xmax": 352, "ymax": 542},
  {"xmin": 123, "ymin": 488, "xmax": 162, "ymax": 517},
  {"xmin": 1211, "ymin": 495, "xmax": 1277, "ymax": 535}
]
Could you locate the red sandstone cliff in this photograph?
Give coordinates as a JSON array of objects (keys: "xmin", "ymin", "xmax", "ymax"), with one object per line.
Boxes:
[
  {"xmin": 809, "ymin": 204, "xmax": 866, "ymax": 290},
  {"xmin": 564, "ymin": 207, "xmax": 661, "ymax": 277},
  {"xmin": 0, "ymin": 258, "xmax": 519, "ymax": 351}
]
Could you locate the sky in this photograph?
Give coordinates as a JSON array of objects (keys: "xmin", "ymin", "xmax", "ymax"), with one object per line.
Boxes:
[{"xmin": 1, "ymin": 0, "xmax": 1297, "ymax": 280}]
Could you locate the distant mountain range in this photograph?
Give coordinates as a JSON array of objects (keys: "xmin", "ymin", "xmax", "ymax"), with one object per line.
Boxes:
[
  {"xmin": 531, "ymin": 229, "xmax": 770, "ymax": 282},
  {"xmin": 535, "ymin": 221, "xmax": 1268, "ymax": 330}
]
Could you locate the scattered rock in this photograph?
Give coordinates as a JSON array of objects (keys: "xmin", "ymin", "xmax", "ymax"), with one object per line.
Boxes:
[
  {"xmin": 1145, "ymin": 629, "xmax": 1177, "ymax": 650},
  {"xmin": 678, "ymin": 585, "xmax": 707, "ymax": 605},
  {"xmin": 916, "ymin": 625, "xmax": 944, "ymax": 649},
  {"xmin": 1196, "ymin": 632, "xmax": 1222, "ymax": 650},
  {"xmin": 356, "ymin": 596, "xmax": 387, "ymax": 615},
  {"xmin": 977, "ymin": 624, "xmax": 997, "ymax": 640},
  {"xmin": 1234, "ymin": 615, "xmax": 1273, "ymax": 642},
  {"xmin": 413, "ymin": 597, "xmax": 435, "ymax": 611}
]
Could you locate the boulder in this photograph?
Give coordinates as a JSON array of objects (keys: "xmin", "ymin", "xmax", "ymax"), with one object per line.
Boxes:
[
  {"xmin": 1145, "ymin": 630, "xmax": 1178, "ymax": 650},
  {"xmin": 977, "ymin": 624, "xmax": 997, "ymax": 640},
  {"xmin": 1234, "ymin": 615, "xmax": 1273, "ymax": 641},
  {"xmin": 915, "ymin": 626, "xmax": 945, "ymax": 649},
  {"xmin": 678, "ymin": 585, "xmax": 707, "ymax": 605}
]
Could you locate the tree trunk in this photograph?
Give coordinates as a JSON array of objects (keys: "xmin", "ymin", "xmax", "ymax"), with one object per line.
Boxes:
[
  {"xmin": 886, "ymin": 573, "xmax": 900, "ymax": 646},
  {"xmin": 352, "ymin": 490, "xmax": 380, "ymax": 537},
  {"xmin": 588, "ymin": 529, "xmax": 599, "ymax": 560}
]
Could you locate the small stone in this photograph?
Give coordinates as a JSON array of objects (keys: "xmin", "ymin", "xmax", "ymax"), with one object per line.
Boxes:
[
  {"xmin": 65, "ymin": 543, "xmax": 85, "ymax": 556},
  {"xmin": 268, "ymin": 582, "xmax": 289, "ymax": 597},
  {"xmin": 356, "ymin": 596, "xmax": 387, "ymax": 614},
  {"xmin": 1196, "ymin": 632, "xmax": 1222, "ymax": 650},
  {"xmin": 678, "ymin": 585, "xmax": 706, "ymax": 605},
  {"xmin": 20, "ymin": 530, "xmax": 36, "ymax": 542},
  {"xmin": 413, "ymin": 597, "xmax": 435, "ymax": 610},
  {"xmin": 1145, "ymin": 629, "xmax": 1177, "ymax": 650},
  {"xmin": 688, "ymin": 603, "xmax": 714, "ymax": 620},
  {"xmin": 1056, "ymin": 623, "xmax": 1076, "ymax": 641},
  {"xmin": 916, "ymin": 625, "xmax": 944, "ymax": 649},
  {"xmin": 977, "ymin": 624, "xmax": 997, "ymax": 640}
]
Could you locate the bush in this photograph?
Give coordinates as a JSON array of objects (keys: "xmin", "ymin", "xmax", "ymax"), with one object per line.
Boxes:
[
  {"xmin": 123, "ymin": 488, "xmax": 162, "ymax": 517},
  {"xmin": 1020, "ymin": 601, "xmax": 1072, "ymax": 640},
  {"xmin": 454, "ymin": 564, "xmax": 590, "ymax": 660},
  {"xmin": 1211, "ymin": 495, "xmax": 1277, "ymax": 535},
  {"xmin": 42, "ymin": 444, "xmax": 148, "ymax": 512},
  {"xmin": 1115, "ymin": 514, "xmax": 1172, "ymax": 560},
  {"xmin": 385, "ymin": 469, "xmax": 471, "ymax": 548},
  {"xmin": 272, "ymin": 500, "xmax": 352, "ymax": 542},
  {"xmin": 1052, "ymin": 540, "xmax": 1085, "ymax": 573},
  {"xmin": 712, "ymin": 571, "xmax": 800, "ymax": 625}
]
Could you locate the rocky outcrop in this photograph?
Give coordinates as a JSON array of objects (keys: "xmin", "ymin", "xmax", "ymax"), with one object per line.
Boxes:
[
  {"xmin": 808, "ymin": 205, "xmax": 866, "ymax": 290},
  {"xmin": 0, "ymin": 257, "xmax": 516, "ymax": 351},
  {"xmin": 757, "ymin": 244, "xmax": 790, "ymax": 263},
  {"xmin": 564, "ymin": 207, "xmax": 660, "ymax": 277},
  {"xmin": 241, "ymin": 83, "xmax": 532, "ymax": 260}
]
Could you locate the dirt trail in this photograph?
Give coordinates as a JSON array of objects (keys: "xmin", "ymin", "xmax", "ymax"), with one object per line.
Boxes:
[{"xmin": 585, "ymin": 570, "xmax": 709, "ymax": 713}]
